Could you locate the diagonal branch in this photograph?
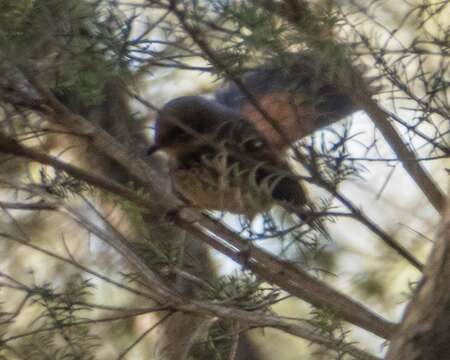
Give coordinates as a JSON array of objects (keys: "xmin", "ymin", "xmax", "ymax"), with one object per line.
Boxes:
[
  {"xmin": 162, "ymin": 1, "xmax": 423, "ymax": 270},
  {"xmin": 176, "ymin": 212, "xmax": 397, "ymax": 339},
  {"xmin": 386, "ymin": 192, "xmax": 450, "ymax": 359},
  {"xmin": 166, "ymin": 0, "xmax": 290, "ymax": 144},
  {"xmin": 353, "ymin": 91, "xmax": 446, "ymax": 213},
  {"xmin": 0, "ymin": 189, "xmax": 380, "ymax": 360},
  {"xmin": 0, "ymin": 134, "xmax": 396, "ymax": 340},
  {"xmin": 252, "ymin": 0, "xmax": 445, "ymax": 214}
]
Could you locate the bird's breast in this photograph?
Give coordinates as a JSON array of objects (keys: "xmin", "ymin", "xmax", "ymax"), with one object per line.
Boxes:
[{"xmin": 171, "ymin": 157, "xmax": 273, "ymax": 218}]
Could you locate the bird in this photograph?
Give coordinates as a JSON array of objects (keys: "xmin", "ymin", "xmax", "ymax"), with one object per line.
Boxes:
[
  {"xmin": 147, "ymin": 52, "xmax": 367, "ymax": 221},
  {"xmin": 147, "ymin": 96, "xmax": 309, "ymax": 219}
]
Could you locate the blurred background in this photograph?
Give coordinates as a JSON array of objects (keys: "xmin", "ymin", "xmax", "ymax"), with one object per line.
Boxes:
[{"xmin": 0, "ymin": 0, "xmax": 448, "ymax": 359}]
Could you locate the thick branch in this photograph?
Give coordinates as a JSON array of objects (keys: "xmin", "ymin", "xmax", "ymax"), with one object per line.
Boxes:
[
  {"xmin": 253, "ymin": 0, "xmax": 445, "ymax": 215},
  {"xmin": 0, "ymin": 198, "xmax": 379, "ymax": 360},
  {"xmin": 353, "ymin": 89, "xmax": 446, "ymax": 214},
  {"xmin": 165, "ymin": 0, "xmax": 423, "ymax": 271},
  {"xmin": 176, "ymin": 212, "xmax": 397, "ymax": 340},
  {"xmin": 0, "ymin": 133, "xmax": 163, "ymax": 211},
  {"xmin": 0, "ymin": 134, "xmax": 396, "ymax": 340},
  {"xmin": 386, "ymin": 193, "xmax": 450, "ymax": 359}
]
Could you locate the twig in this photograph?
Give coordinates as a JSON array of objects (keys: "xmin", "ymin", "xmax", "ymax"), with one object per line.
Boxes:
[
  {"xmin": 228, "ymin": 321, "xmax": 240, "ymax": 360},
  {"xmin": 253, "ymin": 0, "xmax": 446, "ymax": 214},
  {"xmin": 0, "ymin": 231, "xmax": 154, "ymax": 300},
  {"xmin": 328, "ymin": 183, "xmax": 423, "ymax": 271},
  {"xmin": 117, "ymin": 312, "xmax": 174, "ymax": 360},
  {"xmin": 0, "ymin": 201, "xmax": 58, "ymax": 211},
  {"xmin": 1, "ymin": 227, "xmax": 379, "ymax": 360},
  {"xmin": 354, "ymin": 91, "xmax": 445, "ymax": 214},
  {"xmin": 175, "ymin": 212, "xmax": 397, "ymax": 339},
  {"xmin": 0, "ymin": 135, "xmax": 396, "ymax": 340},
  {"xmin": 167, "ymin": 0, "xmax": 290, "ymax": 144}
]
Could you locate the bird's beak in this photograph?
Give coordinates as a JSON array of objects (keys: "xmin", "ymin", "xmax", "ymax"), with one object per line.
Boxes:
[{"xmin": 146, "ymin": 144, "xmax": 161, "ymax": 156}]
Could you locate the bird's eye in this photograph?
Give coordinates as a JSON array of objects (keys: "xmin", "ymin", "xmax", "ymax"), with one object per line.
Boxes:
[
  {"xmin": 246, "ymin": 138, "xmax": 265, "ymax": 151},
  {"xmin": 167, "ymin": 128, "xmax": 190, "ymax": 141}
]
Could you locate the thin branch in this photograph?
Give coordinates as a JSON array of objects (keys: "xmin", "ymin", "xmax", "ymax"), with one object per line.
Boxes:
[
  {"xmin": 0, "ymin": 231, "xmax": 154, "ymax": 300},
  {"xmin": 117, "ymin": 312, "xmax": 174, "ymax": 360},
  {"xmin": 0, "ymin": 201, "xmax": 58, "ymax": 211},
  {"xmin": 228, "ymin": 321, "xmax": 240, "ymax": 360},
  {"xmin": 0, "ymin": 136, "xmax": 396, "ymax": 340},
  {"xmin": 182, "ymin": 300, "xmax": 381, "ymax": 360},
  {"xmin": 253, "ymin": 0, "xmax": 445, "ymax": 214},
  {"xmin": 323, "ymin": 182, "xmax": 424, "ymax": 271},
  {"xmin": 0, "ymin": 133, "xmax": 168, "ymax": 211},
  {"xmin": 0, "ymin": 229, "xmax": 379, "ymax": 360},
  {"xmin": 167, "ymin": 0, "xmax": 290, "ymax": 144},
  {"xmin": 354, "ymin": 90, "xmax": 446, "ymax": 214},
  {"xmin": 0, "ymin": 307, "xmax": 171, "ymax": 346},
  {"xmin": 175, "ymin": 211, "xmax": 397, "ymax": 340}
]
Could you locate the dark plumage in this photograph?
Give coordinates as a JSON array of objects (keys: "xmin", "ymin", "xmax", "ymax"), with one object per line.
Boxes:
[
  {"xmin": 148, "ymin": 96, "xmax": 308, "ymax": 218},
  {"xmin": 215, "ymin": 52, "xmax": 356, "ymax": 151}
]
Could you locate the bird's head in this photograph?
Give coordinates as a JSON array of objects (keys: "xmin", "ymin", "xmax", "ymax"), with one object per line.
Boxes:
[{"xmin": 147, "ymin": 96, "xmax": 242, "ymax": 158}]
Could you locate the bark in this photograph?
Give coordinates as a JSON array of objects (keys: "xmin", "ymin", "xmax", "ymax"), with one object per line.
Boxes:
[
  {"xmin": 252, "ymin": 0, "xmax": 445, "ymax": 215},
  {"xmin": 57, "ymin": 79, "xmax": 262, "ymax": 360},
  {"xmin": 387, "ymin": 191, "xmax": 450, "ymax": 359}
]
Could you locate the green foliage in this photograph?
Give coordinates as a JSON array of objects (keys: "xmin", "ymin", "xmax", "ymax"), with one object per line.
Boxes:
[
  {"xmin": 188, "ymin": 320, "xmax": 235, "ymax": 360},
  {"xmin": 309, "ymin": 306, "xmax": 343, "ymax": 336},
  {"xmin": 0, "ymin": 0, "xmax": 34, "ymax": 33},
  {"xmin": 1, "ymin": 0, "xmax": 446, "ymax": 358},
  {"xmin": 190, "ymin": 271, "xmax": 278, "ymax": 360},
  {"xmin": 354, "ymin": 272, "xmax": 387, "ymax": 299},
  {"xmin": 110, "ymin": 187, "xmax": 150, "ymax": 229},
  {"xmin": 209, "ymin": 0, "xmax": 351, "ymax": 86},
  {"xmin": 2, "ymin": 276, "xmax": 99, "ymax": 359},
  {"xmin": 308, "ymin": 306, "xmax": 355, "ymax": 359},
  {"xmin": 131, "ymin": 236, "xmax": 182, "ymax": 273},
  {"xmin": 218, "ymin": 2, "xmax": 289, "ymax": 68},
  {"xmin": 301, "ymin": 122, "xmax": 365, "ymax": 189},
  {"xmin": 0, "ymin": 0, "xmax": 132, "ymax": 106},
  {"xmin": 39, "ymin": 168, "xmax": 93, "ymax": 199},
  {"xmin": 207, "ymin": 272, "xmax": 279, "ymax": 311}
]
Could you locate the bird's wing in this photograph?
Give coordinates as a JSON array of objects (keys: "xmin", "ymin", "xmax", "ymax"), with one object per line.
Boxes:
[
  {"xmin": 215, "ymin": 52, "xmax": 355, "ymax": 151},
  {"xmin": 218, "ymin": 117, "xmax": 308, "ymax": 209}
]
